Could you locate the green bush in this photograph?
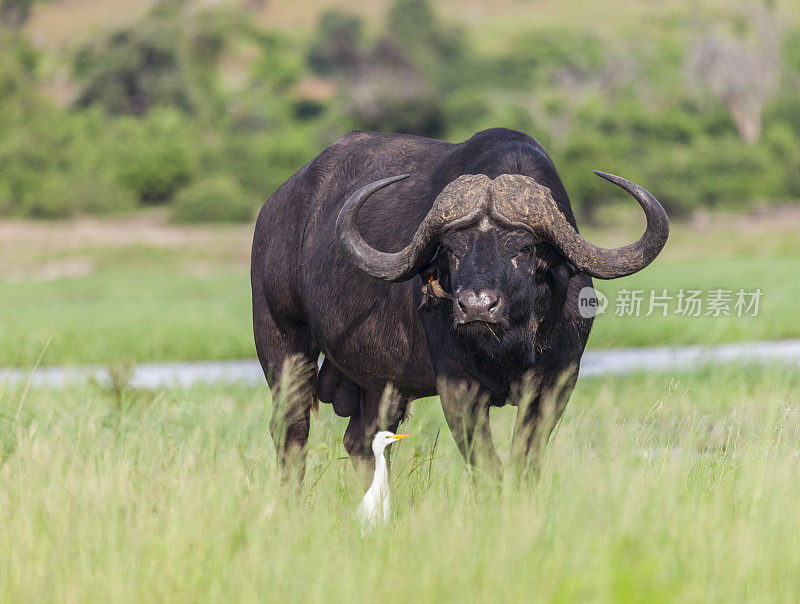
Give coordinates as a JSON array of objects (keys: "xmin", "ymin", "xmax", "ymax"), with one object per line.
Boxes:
[
  {"xmin": 170, "ymin": 175, "xmax": 253, "ymax": 224},
  {"xmin": 113, "ymin": 110, "xmax": 196, "ymax": 204},
  {"xmin": 0, "ymin": 32, "xmax": 38, "ymax": 105},
  {"xmin": 686, "ymin": 137, "xmax": 770, "ymax": 209},
  {"xmin": 20, "ymin": 172, "xmax": 136, "ymax": 219},
  {"xmin": 348, "ymin": 86, "xmax": 447, "ymax": 137},
  {"xmin": 251, "ymin": 32, "xmax": 305, "ymax": 94},
  {"xmin": 386, "ymin": 0, "xmax": 464, "ymax": 70},
  {"xmin": 72, "ymin": 3, "xmax": 192, "ymax": 116},
  {"xmin": 211, "ymin": 126, "xmax": 321, "ymax": 198},
  {"xmin": 0, "ymin": 0, "xmax": 33, "ymax": 29},
  {"xmin": 0, "ymin": 0, "xmax": 799, "ymax": 224},
  {"xmin": 0, "ymin": 181, "xmax": 13, "ymax": 216},
  {"xmin": 307, "ymin": 10, "xmax": 363, "ymax": 76},
  {"xmin": 0, "ymin": 108, "xmax": 110, "ymax": 216},
  {"xmin": 190, "ymin": 4, "xmax": 251, "ymax": 65},
  {"xmin": 444, "ymin": 92, "xmax": 490, "ymax": 136}
]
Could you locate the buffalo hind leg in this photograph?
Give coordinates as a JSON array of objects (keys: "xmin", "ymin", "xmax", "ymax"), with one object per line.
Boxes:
[
  {"xmin": 438, "ymin": 379, "xmax": 502, "ymax": 485},
  {"xmin": 253, "ymin": 285, "xmax": 319, "ymax": 486},
  {"xmin": 344, "ymin": 387, "xmax": 408, "ymax": 475},
  {"xmin": 268, "ymin": 354, "xmax": 317, "ymax": 486}
]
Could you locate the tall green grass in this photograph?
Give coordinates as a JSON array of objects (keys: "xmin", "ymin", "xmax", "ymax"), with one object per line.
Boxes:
[{"xmin": 1, "ymin": 364, "xmax": 798, "ymax": 601}]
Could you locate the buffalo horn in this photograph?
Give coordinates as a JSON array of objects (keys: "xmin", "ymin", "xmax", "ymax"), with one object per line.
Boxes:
[{"xmin": 491, "ymin": 171, "xmax": 669, "ymax": 280}]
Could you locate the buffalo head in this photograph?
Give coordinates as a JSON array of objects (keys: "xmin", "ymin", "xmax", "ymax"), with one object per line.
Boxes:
[{"xmin": 336, "ymin": 171, "xmax": 669, "ymax": 349}]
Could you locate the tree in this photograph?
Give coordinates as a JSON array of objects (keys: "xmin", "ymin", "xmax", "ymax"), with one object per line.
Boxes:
[
  {"xmin": 0, "ymin": 0, "xmax": 33, "ymax": 29},
  {"xmin": 385, "ymin": 0, "xmax": 464, "ymax": 72},
  {"xmin": 686, "ymin": 4, "xmax": 781, "ymax": 143},
  {"xmin": 307, "ymin": 10, "xmax": 363, "ymax": 76},
  {"xmin": 72, "ymin": 3, "xmax": 193, "ymax": 115},
  {"xmin": 344, "ymin": 41, "xmax": 446, "ymax": 136}
]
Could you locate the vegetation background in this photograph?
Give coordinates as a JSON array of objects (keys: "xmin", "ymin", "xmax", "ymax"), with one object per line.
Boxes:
[
  {"xmin": 1, "ymin": 0, "xmax": 800, "ymax": 222},
  {"xmin": 2, "ymin": 2, "xmax": 800, "ymax": 601}
]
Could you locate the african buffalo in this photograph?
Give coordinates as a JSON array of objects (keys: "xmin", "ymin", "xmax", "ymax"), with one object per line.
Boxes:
[{"xmin": 251, "ymin": 127, "xmax": 668, "ymax": 482}]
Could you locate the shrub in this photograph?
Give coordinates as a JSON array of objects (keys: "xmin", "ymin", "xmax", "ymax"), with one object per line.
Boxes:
[
  {"xmin": 20, "ymin": 172, "xmax": 136, "ymax": 219},
  {"xmin": 113, "ymin": 110, "xmax": 196, "ymax": 204},
  {"xmin": 0, "ymin": 0, "xmax": 33, "ymax": 29},
  {"xmin": 686, "ymin": 137, "xmax": 770, "ymax": 209},
  {"xmin": 170, "ymin": 175, "xmax": 253, "ymax": 224},
  {"xmin": 343, "ymin": 38, "xmax": 447, "ymax": 138},
  {"xmin": 385, "ymin": 0, "xmax": 464, "ymax": 69},
  {"xmin": 72, "ymin": 3, "xmax": 192, "ymax": 116},
  {"xmin": 212, "ymin": 127, "xmax": 320, "ymax": 198},
  {"xmin": 0, "ymin": 108, "xmax": 107, "ymax": 216},
  {"xmin": 558, "ymin": 127, "xmax": 633, "ymax": 221},
  {"xmin": 190, "ymin": 4, "xmax": 250, "ymax": 65},
  {"xmin": 307, "ymin": 10, "xmax": 363, "ymax": 76},
  {"xmin": 348, "ymin": 84, "xmax": 446, "ymax": 137},
  {"xmin": 444, "ymin": 92, "xmax": 490, "ymax": 136},
  {"xmin": 0, "ymin": 181, "xmax": 13, "ymax": 216},
  {"xmin": 252, "ymin": 32, "xmax": 305, "ymax": 94},
  {"xmin": 0, "ymin": 32, "xmax": 38, "ymax": 104}
]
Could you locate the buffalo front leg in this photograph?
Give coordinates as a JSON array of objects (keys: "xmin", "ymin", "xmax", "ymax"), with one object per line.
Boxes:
[
  {"xmin": 510, "ymin": 367, "xmax": 577, "ymax": 479},
  {"xmin": 438, "ymin": 379, "xmax": 502, "ymax": 484}
]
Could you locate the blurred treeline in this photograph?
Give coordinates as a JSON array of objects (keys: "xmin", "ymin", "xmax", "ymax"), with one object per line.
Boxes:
[{"xmin": 1, "ymin": 0, "xmax": 799, "ymax": 222}]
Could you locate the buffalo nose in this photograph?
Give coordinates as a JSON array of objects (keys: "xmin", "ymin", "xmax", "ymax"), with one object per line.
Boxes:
[{"xmin": 455, "ymin": 288, "xmax": 504, "ymax": 322}]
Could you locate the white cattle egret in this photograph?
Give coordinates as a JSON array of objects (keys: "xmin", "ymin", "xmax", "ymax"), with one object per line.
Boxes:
[{"xmin": 356, "ymin": 431, "xmax": 409, "ymax": 533}]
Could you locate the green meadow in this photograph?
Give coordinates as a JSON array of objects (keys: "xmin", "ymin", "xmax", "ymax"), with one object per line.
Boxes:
[
  {"xmin": 1, "ymin": 218, "xmax": 798, "ymax": 602},
  {"xmin": 1, "ymin": 217, "xmax": 799, "ymax": 367},
  {"xmin": 2, "ymin": 364, "xmax": 799, "ymax": 601},
  {"xmin": 2, "ymin": 0, "xmax": 800, "ymax": 600}
]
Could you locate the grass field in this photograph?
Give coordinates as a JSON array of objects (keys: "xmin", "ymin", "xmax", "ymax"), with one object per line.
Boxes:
[
  {"xmin": 2, "ymin": 363, "xmax": 799, "ymax": 601},
  {"xmin": 0, "ymin": 262, "xmax": 251, "ymax": 367},
  {"xmin": 5, "ymin": 1, "xmax": 800, "ymax": 598},
  {"xmin": 1, "ymin": 212, "xmax": 799, "ymax": 367}
]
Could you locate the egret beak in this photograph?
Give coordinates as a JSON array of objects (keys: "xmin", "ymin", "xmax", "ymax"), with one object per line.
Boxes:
[{"xmin": 391, "ymin": 434, "xmax": 410, "ymax": 440}]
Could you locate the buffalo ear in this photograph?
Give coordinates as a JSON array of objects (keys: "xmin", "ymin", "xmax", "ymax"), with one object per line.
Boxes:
[{"xmin": 552, "ymin": 261, "xmax": 576, "ymax": 289}]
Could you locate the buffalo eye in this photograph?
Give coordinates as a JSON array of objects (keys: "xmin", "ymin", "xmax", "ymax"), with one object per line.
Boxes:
[{"xmin": 512, "ymin": 245, "xmax": 535, "ymax": 268}]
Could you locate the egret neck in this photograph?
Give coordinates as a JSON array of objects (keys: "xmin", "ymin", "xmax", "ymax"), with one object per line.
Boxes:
[{"xmin": 356, "ymin": 431, "xmax": 409, "ymax": 533}]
